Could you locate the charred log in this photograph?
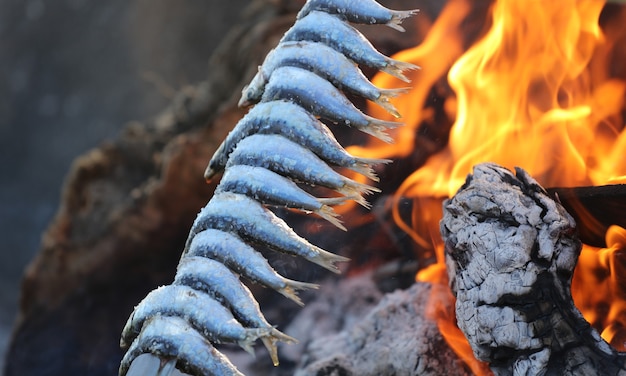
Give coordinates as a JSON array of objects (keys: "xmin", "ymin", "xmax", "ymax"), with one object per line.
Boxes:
[
  {"xmin": 441, "ymin": 163, "xmax": 626, "ymax": 375},
  {"xmin": 547, "ymin": 185, "xmax": 626, "ymax": 248}
]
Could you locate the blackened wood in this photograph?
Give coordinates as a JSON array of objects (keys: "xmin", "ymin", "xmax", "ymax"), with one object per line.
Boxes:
[
  {"xmin": 547, "ymin": 184, "xmax": 626, "ymax": 247},
  {"xmin": 441, "ymin": 163, "xmax": 626, "ymax": 376}
]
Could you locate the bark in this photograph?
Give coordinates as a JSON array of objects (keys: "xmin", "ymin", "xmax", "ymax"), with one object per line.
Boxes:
[{"xmin": 441, "ymin": 163, "xmax": 626, "ymax": 375}]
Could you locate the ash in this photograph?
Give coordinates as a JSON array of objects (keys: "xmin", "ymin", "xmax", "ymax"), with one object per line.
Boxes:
[{"xmin": 228, "ymin": 269, "xmax": 472, "ymax": 376}]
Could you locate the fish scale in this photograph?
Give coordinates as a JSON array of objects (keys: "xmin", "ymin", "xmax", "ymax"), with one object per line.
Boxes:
[{"xmin": 119, "ymin": 1, "xmax": 418, "ymax": 375}]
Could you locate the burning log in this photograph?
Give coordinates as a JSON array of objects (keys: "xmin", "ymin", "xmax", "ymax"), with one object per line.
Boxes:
[
  {"xmin": 546, "ymin": 185, "xmax": 626, "ymax": 248},
  {"xmin": 441, "ymin": 163, "xmax": 626, "ymax": 375}
]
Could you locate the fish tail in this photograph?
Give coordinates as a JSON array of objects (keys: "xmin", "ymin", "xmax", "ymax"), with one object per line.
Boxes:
[
  {"xmin": 381, "ymin": 59, "xmax": 421, "ymax": 83},
  {"xmin": 309, "ymin": 248, "xmax": 350, "ymax": 274},
  {"xmin": 315, "ymin": 205, "xmax": 347, "ymax": 231},
  {"xmin": 317, "ymin": 196, "xmax": 349, "ymax": 206},
  {"xmin": 238, "ymin": 327, "xmax": 278, "ymax": 357},
  {"xmin": 360, "ymin": 116, "xmax": 403, "ymax": 143},
  {"xmin": 336, "ymin": 181, "xmax": 380, "ymax": 209},
  {"xmin": 350, "ymin": 157, "xmax": 392, "ymax": 181},
  {"xmin": 386, "ymin": 9, "xmax": 420, "ymax": 32},
  {"xmin": 374, "ymin": 87, "xmax": 411, "ymax": 118},
  {"xmin": 237, "ymin": 338, "xmax": 257, "ymax": 358},
  {"xmin": 261, "ymin": 329, "xmax": 298, "ymax": 367},
  {"xmin": 278, "ymin": 279, "xmax": 320, "ymax": 306}
]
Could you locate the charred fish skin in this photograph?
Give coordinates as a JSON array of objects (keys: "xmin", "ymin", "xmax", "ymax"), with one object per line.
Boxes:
[
  {"xmin": 120, "ymin": 1, "xmax": 417, "ymax": 375},
  {"xmin": 297, "ymin": 0, "xmax": 419, "ymax": 32},
  {"xmin": 281, "ymin": 10, "xmax": 418, "ymax": 82},
  {"xmin": 205, "ymin": 100, "xmax": 388, "ymax": 181}
]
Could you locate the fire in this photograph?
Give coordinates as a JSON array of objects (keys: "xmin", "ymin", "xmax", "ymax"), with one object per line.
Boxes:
[
  {"xmin": 349, "ymin": 0, "xmax": 626, "ymax": 372},
  {"xmin": 573, "ymin": 225, "xmax": 626, "ymax": 351}
]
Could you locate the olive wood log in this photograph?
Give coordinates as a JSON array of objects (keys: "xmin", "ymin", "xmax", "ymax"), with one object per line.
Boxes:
[{"xmin": 441, "ymin": 163, "xmax": 626, "ymax": 376}]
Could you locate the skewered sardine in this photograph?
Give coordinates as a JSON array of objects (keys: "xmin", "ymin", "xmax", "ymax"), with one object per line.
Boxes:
[
  {"xmin": 240, "ymin": 41, "xmax": 409, "ymax": 116},
  {"xmin": 120, "ymin": 1, "xmax": 417, "ymax": 375},
  {"xmin": 297, "ymin": 0, "xmax": 419, "ymax": 32},
  {"xmin": 205, "ymin": 100, "xmax": 389, "ymax": 181}
]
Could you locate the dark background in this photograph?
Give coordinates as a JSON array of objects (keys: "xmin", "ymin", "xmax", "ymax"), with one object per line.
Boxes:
[{"xmin": 0, "ymin": 0, "xmax": 251, "ymax": 369}]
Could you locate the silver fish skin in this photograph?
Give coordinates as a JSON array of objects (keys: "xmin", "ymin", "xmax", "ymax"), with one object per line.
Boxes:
[
  {"xmin": 281, "ymin": 11, "xmax": 418, "ymax": 82},
  {"xmin": 239, "ymin": 41, "xmax": 408, "ymax": 116},
  {"xmin": 262, "ymin": 66, "xmax": 400, "ymax": 143},
  {"xmin": 216, "ymin": 164, "xmax": 346, "ymax": 230},
  {"xmin": 186, "ymin": 192, "xmax": 349, "ymax": 273},
  {"xmin": 119, "ymin": 315, "xmax": 244, "ymax": 376},
  {"xmin": 181, "ymin": 232, "xmax": 318, "ymax": 306},
  {"xmin": 225, "ymin": 134, "xmax": 379, "ymax": 206},
  {"xmin": 204, "ymin": 100, "xmax": 388, "ymax": 181},
  {"xmin": 120, "ymin": 285, "xmax": 269, "ymax": 353},
  {"xmin": 297, "ymin": 0, "xmax": 419, "ymax": 32},
  {"xmin": 174, "ymin": 256, "xmax": 297, "ymax": 366}
]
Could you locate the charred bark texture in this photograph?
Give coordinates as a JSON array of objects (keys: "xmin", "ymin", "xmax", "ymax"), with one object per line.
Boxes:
[{"xmin": 441, "ymin": 163, "xmax": 626, "ymax": 376}]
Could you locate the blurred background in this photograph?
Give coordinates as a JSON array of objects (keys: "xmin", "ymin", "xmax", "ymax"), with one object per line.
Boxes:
[{"xmin": 0, "ymin": 0, "xmax": 251, "ymax": 370}]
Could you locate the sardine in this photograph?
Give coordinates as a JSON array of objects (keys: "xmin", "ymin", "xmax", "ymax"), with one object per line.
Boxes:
[
  {"xmin": 297, "ymin": 0, "xmax": 419, "ymax": 32},
  {"xmin": 204, "ymin": 100, "xmax": 388, "ymax": 181},
  {"xmin": 239, "ymin": 41, "xmax": 409, "ymax": 116},
  {"xmin": 119, "ymin": 0, "xmax": 419, "ymax": 373},
  {"xmin": 181, "ymin": 233, "xmax": 318, "ymax": 306},
  {"xmin": 281, "ymin": 11, "xmax": 418, "ymax": 82},
  {"xmin": 262, "ymin": 66, "xmax": 401, "ymax": 143},
  {"xmin": 216, "ymin": 164, "xmax": 346, "ymax": 230},
  {"xmin": 226, "ymin": 134, "xmax": 379, "ymax": 207},
  {"xmin": 174, "ymin": 256, "xmax": 297, "ymax": 366},
  {"xmin": 119, "ymin": 315, "xmax": 244, "ymax": 376},
  {"xmin": 186, "ymin": 192, "xmax": 349, "ymax": 273},
  {"xmin": 120, "ymin": 285, "xmax": 270, "ymax": 355}
]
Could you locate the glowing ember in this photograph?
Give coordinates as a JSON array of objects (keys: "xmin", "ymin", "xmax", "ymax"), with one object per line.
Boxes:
[{"xmin": 348, "ymin": 0, "xmax": 626, "ymax": 372}]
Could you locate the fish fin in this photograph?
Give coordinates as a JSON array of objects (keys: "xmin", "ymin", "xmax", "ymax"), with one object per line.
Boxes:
[
  {"xmin": 336, "ymin": 180, "xmax": 381, "ymax": 209},
  {"xmin": 260, "ymin": 329, "xmax": 297, "ymax": 366},
  {"xmin": 386, "ymin": 9, "xmax": 420, "ymax": 32},
  {"xmin": 317, "ymin": 196, "xmax": 350, "ymax": 206},
  {"xmin": 360, "ymin": 116, "xmax": 403, "ymax": 143},
  {"xmin": 315, "ymin": 205, "xmax": 347, "ymax": 231},
  {"xmin": 350, "ymin": 158, "xmax": 392, "ymax": 181},
  {"xmin": 373, "ymin": 87, "xmax": 411, "ymax": 118},
  {"xmin": 239, "ymin": 327, "xmax": 277, "ymax": 357},
  {"xmin": 381, "ymin": 59, "xmax": 421, "ymax": 83},
  {"xmin": 310, "ymin": 249, "xmax": 350, "ymax": 274},
  {"xmin": 238, "ymin": 340, "xmax": 257, "ymax": 358},
  {"xmin": 278, "ymin": 279, "xmax": 319, "ymax": 305}
]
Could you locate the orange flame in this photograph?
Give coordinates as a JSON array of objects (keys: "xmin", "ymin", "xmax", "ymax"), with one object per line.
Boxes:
[
  {"xmin": 573, "ymin": 225, "xmax": 626, "ymax": 351},
  {"xmin": 350, "ymin": 0, "xmax": 626, "ymax": 372}
]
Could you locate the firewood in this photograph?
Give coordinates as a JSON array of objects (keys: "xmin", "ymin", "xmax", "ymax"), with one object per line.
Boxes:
[
  {"xmin": 441, "ymin": 163, "xmax": 626, "ymax": 375},
  {"xmin": 546, "ymin": 184, "xmax": 626, "ymax": 247}
]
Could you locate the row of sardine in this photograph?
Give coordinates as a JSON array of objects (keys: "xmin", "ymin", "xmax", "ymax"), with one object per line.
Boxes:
[{"xmin": 119, "ymin": 0, "xmax": 418, "ymax": 375}]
